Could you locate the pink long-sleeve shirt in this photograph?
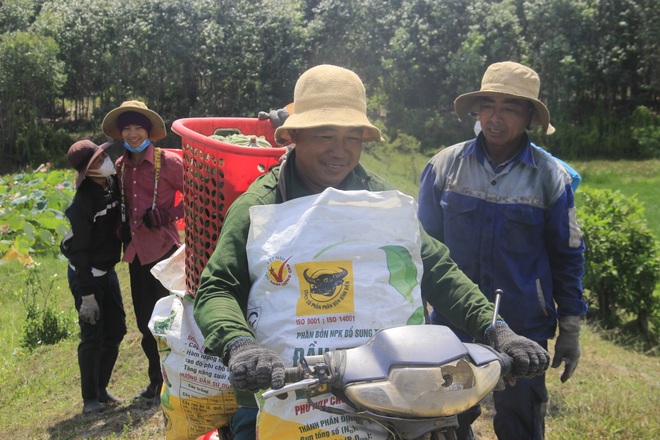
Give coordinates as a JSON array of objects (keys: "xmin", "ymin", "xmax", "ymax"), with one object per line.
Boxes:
[{"xmin": 116, "ymin": 144, "xmax": 184, "ymax": 265}]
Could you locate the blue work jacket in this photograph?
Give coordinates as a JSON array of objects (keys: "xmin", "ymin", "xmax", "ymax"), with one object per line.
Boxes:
[{"xmin": 418, "ymin": 134, "xmax": 587, "ymax": 342}]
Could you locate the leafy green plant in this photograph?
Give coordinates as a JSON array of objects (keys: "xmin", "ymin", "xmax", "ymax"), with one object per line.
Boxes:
[
  {"xmin": 631, "ymin": 105, "xmax": 660, "ymax": 159},
  {"xmin": 578, "ymin": 187, "xmax": 660, "ymax": 336},
  {"xmin": 19, "ymin": 263, "xmax": 72, "ymax": 350},
  {"xmin": 0, "ymin": 163, "xmax": 75, "ymax": 257}
]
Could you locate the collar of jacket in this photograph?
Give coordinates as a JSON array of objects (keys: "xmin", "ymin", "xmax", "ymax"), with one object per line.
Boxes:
[
  {"xmin": 461, "ymin": 132, "xmax": 538, "ymax": 170},
  {"xmin": 276, "ymin": 148, "xmax": 375, "ymax": 202}
]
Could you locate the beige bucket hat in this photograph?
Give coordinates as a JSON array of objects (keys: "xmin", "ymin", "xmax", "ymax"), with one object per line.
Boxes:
[
  {"xmin": 102, "ymin": 100, "xmax": 167, "ymax": 141},
  {"xmin": 275, "ymin": 64, "xmax": 383, "ymax": 144},
  {"xmin": 454, "ymin": 61, "xmax": 555, "ymax": 135}
]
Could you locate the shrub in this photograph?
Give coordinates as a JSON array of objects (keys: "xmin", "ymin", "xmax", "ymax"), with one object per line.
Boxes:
[
  {"xmin": 630, "ymin": 106, "xmax": 660, "ymax": 159},
  {"xmin": 19, "ymin": 263, "xmax": 72, "ymax": 350},
  {"xmin": 578, "ymin": 187, "xmax": 660, "ymax": 336},
  {"xmin": 22, "ymin": 304, "xmax": 71, "ymax": 350},
  {"xmin": 0, "ymin": 164, "xmax": 75, "ymax": 257}
]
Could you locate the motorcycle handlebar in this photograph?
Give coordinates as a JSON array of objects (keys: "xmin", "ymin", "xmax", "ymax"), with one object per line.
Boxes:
[
  {"xmin": 263, "ymin": 357, "xmax": 326, "ymax": 400},
  {"xmin": 285, "ymin": 351, "xmax": 514, "ymax": 381},
  {"xmin": 284, "ymin": 366, "xmax": 303, "ymax": 383},
  {"xmin": 498, "ymin": 352, "xmax": 513, "ymax": 376}
]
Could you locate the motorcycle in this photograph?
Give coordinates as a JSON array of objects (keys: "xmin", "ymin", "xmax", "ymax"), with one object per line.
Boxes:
[{"xmin": 263, "ymin": 290, "xmax": 512, "ymax": 440}]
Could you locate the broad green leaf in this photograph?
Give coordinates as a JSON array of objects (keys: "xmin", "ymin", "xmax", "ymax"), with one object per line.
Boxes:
[
  {"xmin": 32, "ymin": 190, "xmax": 46, "ymax": 199},
  {"xmin": 37, "ymin": 214, "xmax": 68, "ymax": 231},
  {"xmin": 46, "ymin": 193, "xmax": 70, "ymax": 211},
  {"xmin": 55, "ymin": 223, "xmax": 69, "ymax": 237},
  {"xmin": 10, "ymin": 195, "xmax": 29, "ymax": 206},
  {"xmin": 3, "ymin": 212, "xmax": 26, "ymax": 231},
  {"xmin": 38, "ymin": 229, "xmax": 54, "ymax": 247},
  {"xmin": 33, "ymin": 199, "xmax": 48, "ymax": 212},
  {"xmin": 14, "ymin": 234, "xmax": 32, "ymax": 254},
  {"xmin": 23, "ymin": 222, "xmax": 36, "ymax": 241},
  {"xmin": 48, "ymin": 208, "xmax": 68, "ymax": 219},
  {"xmin": 35, "ymin": 210, "xmax": 56, "ymax": 227}
]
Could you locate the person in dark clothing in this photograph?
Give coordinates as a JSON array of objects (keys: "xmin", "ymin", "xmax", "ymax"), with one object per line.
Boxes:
[{"xmin": 62, "ymin": 140, "xmax": 127, "ymax": 414}]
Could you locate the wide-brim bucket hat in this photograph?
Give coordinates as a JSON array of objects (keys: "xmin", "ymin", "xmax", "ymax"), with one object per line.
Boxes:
[
  {"xmin": 454, "ymin": 61, "xmax": 555, "ymax": 135},
  {"xmin": 102, "ymin": 100, "xmax": 167, "ymax": 141},
  {"xmin": 67, "ymin": 140, "xmax": 113, "ymax": 188},
  {"xmin": 275, "ymin": 64, "xmax": 383, "ymax": 144}
]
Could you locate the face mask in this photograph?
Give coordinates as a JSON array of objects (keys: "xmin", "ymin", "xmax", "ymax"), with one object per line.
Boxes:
[
  {"xmin": 123, "ymin": 139, "xmax": 150, "ymax": 153},
  {"xmin": 86, "ymin": 156, "xmax": 115, "ymax": 178}
]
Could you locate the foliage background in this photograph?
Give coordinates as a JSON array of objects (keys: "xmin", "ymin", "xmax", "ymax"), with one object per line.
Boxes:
[{"xmin": 0, "ymin": 0, "xmax": 659, "ymax": 173}]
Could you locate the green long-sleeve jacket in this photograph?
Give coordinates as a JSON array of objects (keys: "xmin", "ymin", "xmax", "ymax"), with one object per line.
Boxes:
[{"xmin": 193, "ymin": 151, "xmax": 497, "ymax": 406}]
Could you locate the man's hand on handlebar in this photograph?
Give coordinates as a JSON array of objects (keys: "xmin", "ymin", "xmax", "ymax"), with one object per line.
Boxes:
[
  {"xmin": 228, "ymin": 337, "xmax": 286, "ymax": 392},
  {"xmin": 485, "ymin": 322, "xmax": 550, "ymax": 378}
]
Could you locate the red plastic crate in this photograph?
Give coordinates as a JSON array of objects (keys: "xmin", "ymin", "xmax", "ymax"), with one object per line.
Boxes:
[
  {"xmin": 171, "ymin": 117, "xmax": 288, "ymax": 296},
  {"xmin": 163, "ymin": 148, "xmax": 185, "ymax": 231}
]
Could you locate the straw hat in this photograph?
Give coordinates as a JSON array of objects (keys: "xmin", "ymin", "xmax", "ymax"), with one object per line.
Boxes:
[
  {"xmin": 102, "ymin": 100, "xmax": 167, "ymax": 141},
  {"xmin": 275, "ymin": 65, "xmax": 382, "ymax": 144},
  {"xmin": 67, "ymin": 140, "xmax": 112, "ymax": 188},
  {"xmin": 454, "ymin": 61, "xmax": 555, "ymax": 135}
]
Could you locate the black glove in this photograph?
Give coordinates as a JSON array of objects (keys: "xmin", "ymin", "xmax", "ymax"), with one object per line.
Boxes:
[
  {"xmin": 551, "ymin": 316, "xmax": 581, "ymax": 383},
  {"xmin": 258, "ymin": 108, "xmax": 290, "ymax": 128},
  {"xmin": 227, "ymin": 338, "xmax": 285, "ymax": 392},
  {"xmin": 119, "ymin": 222, "xmax": 132, "ymax": 244},
  {"xmin": 143, "ymin": 207, "xmax": 173, "ymax": 228},
  {"xmin": 485, "ymin": 322, "xmax": 550, "ymax": 378}
]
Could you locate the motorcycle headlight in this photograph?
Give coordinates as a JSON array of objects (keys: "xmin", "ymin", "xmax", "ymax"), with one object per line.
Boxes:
[{"xmin": 343, "ymin": 357, "xmax": 501, "ymax": 418}]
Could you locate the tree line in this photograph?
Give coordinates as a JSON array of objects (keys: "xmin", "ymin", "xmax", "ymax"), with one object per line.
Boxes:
[{"xmin": 0, "ymin": 0, "xmax": 658, "ymax": 173}]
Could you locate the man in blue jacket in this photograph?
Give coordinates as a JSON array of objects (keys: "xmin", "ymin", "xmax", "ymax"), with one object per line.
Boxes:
[{"xmin": 418, "ymin": 61, "xmax": 587, "ymax": 439}]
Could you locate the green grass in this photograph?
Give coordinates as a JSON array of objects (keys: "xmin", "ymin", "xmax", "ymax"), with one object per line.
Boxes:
[
  {"xmin": 0, "ymin": 259, "xmax": 165, "ymax": 439},
  {"xmin": 544, "ymin": 325, "xmax": 660, "ymax": 439},
  {"xmin": 359, "ymin": 146, "xmax": 429, "ymax": 197},
  {"xmin": 571, "ymin": 159, "xmax": 660, "ymax": 239},
  {"xmin": 0, "ymin": 257, "xmax": 72, "ymax": 361},
  {"xmin": 1, "ymin": 157, "xmax": 659, "ymax": 439},
  {"xmin": 473, "ymin": 325, "xmax": 660, "ymax": 439}
]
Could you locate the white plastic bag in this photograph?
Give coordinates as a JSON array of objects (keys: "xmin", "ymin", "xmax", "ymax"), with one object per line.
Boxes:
[{"xmin": 245, "ymin": 188, "xmax": 425, "ymax": 439}]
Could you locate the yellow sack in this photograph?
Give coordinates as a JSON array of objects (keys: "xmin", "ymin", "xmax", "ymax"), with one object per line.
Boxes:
[{"xmin": 149, "ymin": 246, "xmax": 238, "ymax": 440}]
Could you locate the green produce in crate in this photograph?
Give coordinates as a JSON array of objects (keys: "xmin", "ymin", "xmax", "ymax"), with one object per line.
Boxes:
[{"xmin": 209, "ymin": 132, "xmax": 272, "ymax": 148}]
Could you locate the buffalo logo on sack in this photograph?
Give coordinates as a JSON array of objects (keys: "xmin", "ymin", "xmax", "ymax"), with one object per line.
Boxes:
[
  {"xmin": 266, "ymin": 256, "xmax": 293, "ymax": 286},
  {"xmin": 295, "ymin": 261, "xmax": 354, "ymax": 315}
]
